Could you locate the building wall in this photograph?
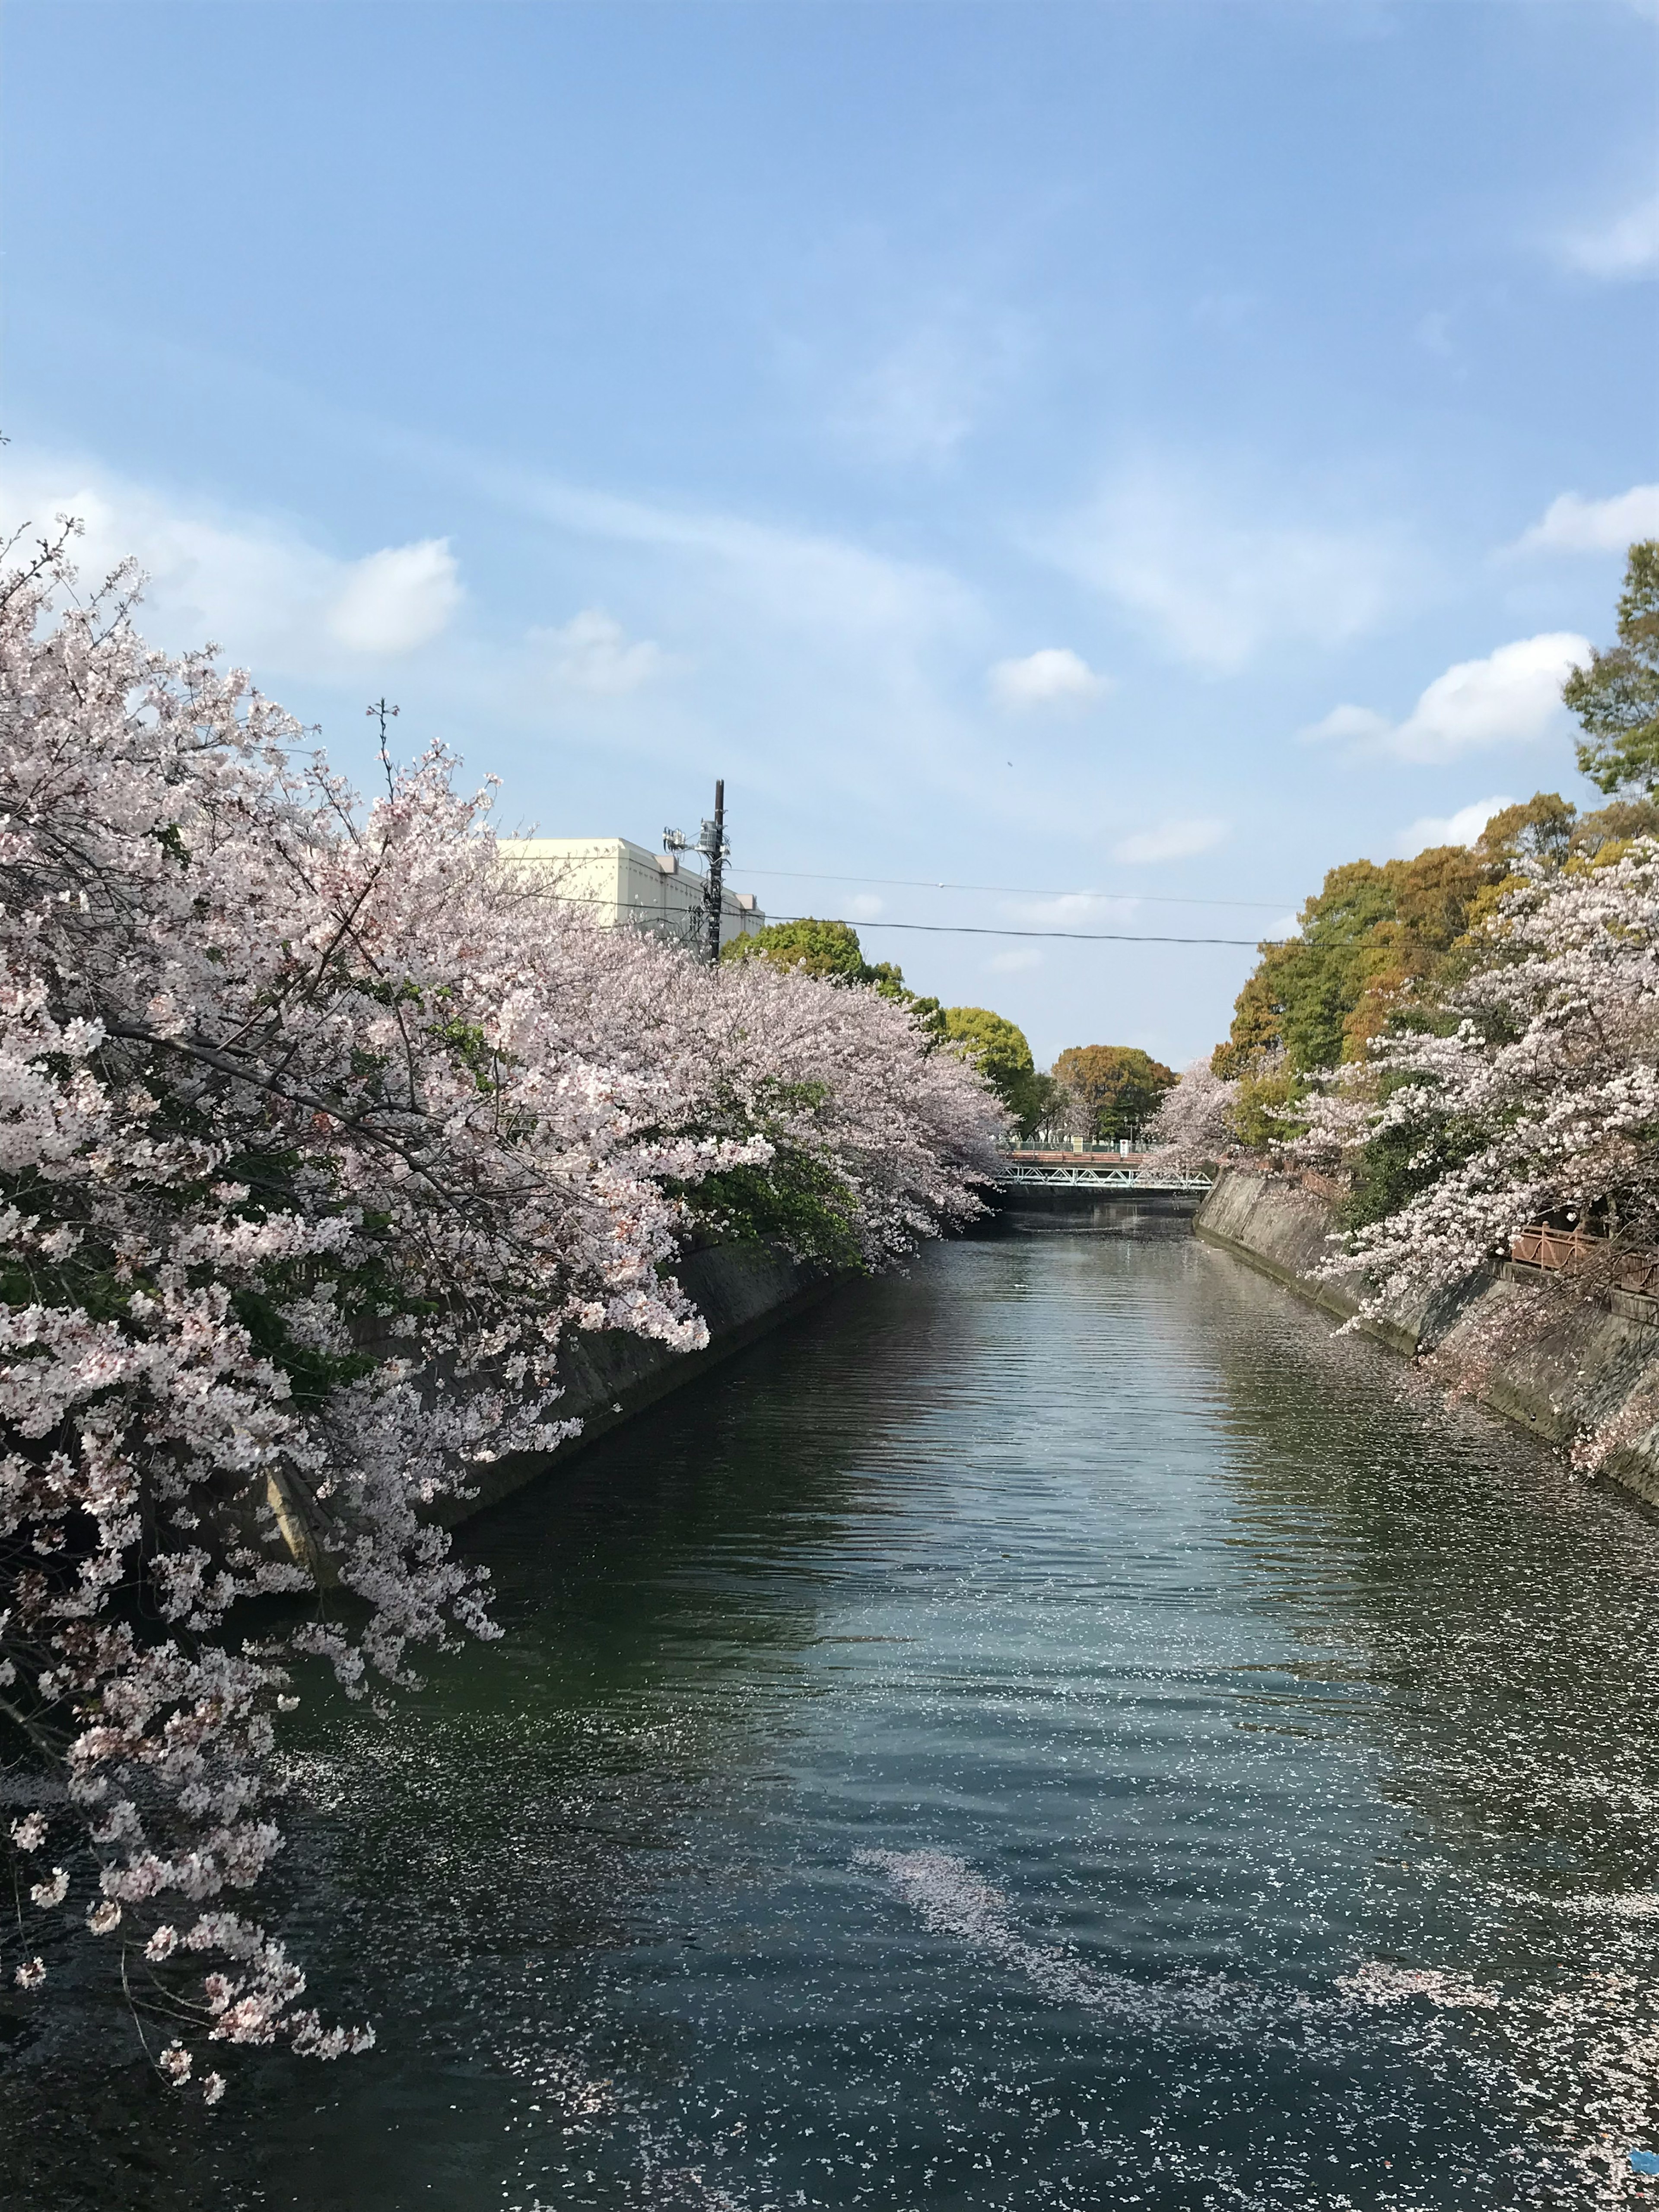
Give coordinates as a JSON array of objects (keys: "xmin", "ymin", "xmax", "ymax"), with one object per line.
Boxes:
[{"xmin": 498, "ymin": 836, "xmax": 766, "ymax": 948}]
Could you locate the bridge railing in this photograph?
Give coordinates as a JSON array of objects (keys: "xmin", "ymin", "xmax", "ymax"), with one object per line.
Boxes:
[{"xmin": 995, "ymin": 1161, "xmax": 1213, "ymax": 1192}]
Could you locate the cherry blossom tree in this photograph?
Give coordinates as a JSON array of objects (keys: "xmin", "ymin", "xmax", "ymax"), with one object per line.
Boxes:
[
  {"xmin": 1292, "ymin": 843, "xmax": 1659, "ymax": 1325},
  {"xmin": 1141, "ymin": 1056, "xmax": 1241, "ymax": 1170},
  {"xmin": 0, "ymin": 523, "xmax": 1002, "ymax": 2098}
]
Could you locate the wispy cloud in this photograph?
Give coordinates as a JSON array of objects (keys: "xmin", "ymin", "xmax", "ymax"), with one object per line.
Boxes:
[
  {"xmin": 1004, "ymin": 893, "xmax": 1141, "ymax": 927},
  {"xmin": 488, "ymin": 470, "xmax": 979, "ymax": 660},
  {"xmin": 808, "ymin": 297, "xmax": 1027, "ymax": 470},
  {"xmin": 988, "ymin": 647, "xmax": 1108, "ymax": 709},
  {"xmin": 986, "ymin": 947, "xmax": 1042, "ymax": 974},
  {"xmin": 528, "ymin": 608, "xmax": 664, "ymax": 695},
  {"xmin": 1040, "ymin": 461, "xmax": 1402, "ymax": 672},
  {"xmin": 1110, "ymin": 818, "xmax": 1228, "ymax": 864},
  {"xmin": 1303, "ymin": 633, "xmax": 1590, "ymax": 763},
  {"xmin": 1393, "ymin": 795, "xmax": 1517, "ymax": 859},
  {"xmin": 833, "ymin": 327, "xmax": 985, "ymax": 467},
  {"xmin": 1510, "ymin": 485, "xmax": 1659, "ymax": 555},
  {"xmin": 4, "ymin": 445, "xmax": 1022, "ymax": 825},
  {"xmin": 1553, "ymin": 193, "xmax": 1659, "ymax": 280}
]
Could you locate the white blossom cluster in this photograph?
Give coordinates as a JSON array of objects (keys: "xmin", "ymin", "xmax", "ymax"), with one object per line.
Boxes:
[
  {"xmin": 1141, "ymin": 1056, "xmax": 1241, "ymax": 1168},
  {"xmin": 0, "ymin": 524, "xmax": 1004, "ymax": 2094}
]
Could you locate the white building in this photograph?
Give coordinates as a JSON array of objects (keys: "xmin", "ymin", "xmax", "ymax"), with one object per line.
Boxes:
[{"xmin": 497, "ymin": 836, "xmax": 766, "ymax": 950}]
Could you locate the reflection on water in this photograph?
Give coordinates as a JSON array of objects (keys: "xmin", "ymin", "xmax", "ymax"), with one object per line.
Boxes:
[{"xmin": 12, "ymin": 1235, "xmax": 1659, "ymax": 2209}]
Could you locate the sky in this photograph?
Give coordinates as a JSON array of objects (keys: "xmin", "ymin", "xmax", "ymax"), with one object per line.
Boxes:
[{"xmin": 2, "ymin": 0, "xmax": 1656, "ymax": 1069}]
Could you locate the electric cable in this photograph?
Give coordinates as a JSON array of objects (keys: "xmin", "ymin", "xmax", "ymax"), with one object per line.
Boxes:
[
  {"xmin": 769, "ymin": 915, "xmax": 1268, "ymax": 946},
  {"xmin": 735, "ymin": 866, "xmax": 1293, "ymax": 912}
]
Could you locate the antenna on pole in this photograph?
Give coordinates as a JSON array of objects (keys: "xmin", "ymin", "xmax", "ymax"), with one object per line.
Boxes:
[
  {"xmin": 663, "ymin": 779, "xmax": 730, "ymax": 964},
  {"xmin": 366, "ymin": 698, "xmax": 400, "ymax": 796}
]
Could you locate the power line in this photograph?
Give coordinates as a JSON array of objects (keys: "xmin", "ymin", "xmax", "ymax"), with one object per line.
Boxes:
[
  {"xmin": 770, "ymin": 915, "xmax": 1270, "ymax": 946},
  {"xmin": 505, "ymin": 886, "xmax": 1286, "ymax": 947},
  {"xmin": 735, "ymin": 866, "xmax": 1295, "ymax": 912}
]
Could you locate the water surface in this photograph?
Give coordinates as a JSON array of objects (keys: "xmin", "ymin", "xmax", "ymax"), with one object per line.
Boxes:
[{"xmin": 24, "ymin": 1234, "xmax": 1659, "ymax": 2208}]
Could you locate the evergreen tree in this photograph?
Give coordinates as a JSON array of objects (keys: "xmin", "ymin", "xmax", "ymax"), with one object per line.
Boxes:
[{"xmin": 1565, "ymin": 540, "xmax": 1659, "ymax": 795}]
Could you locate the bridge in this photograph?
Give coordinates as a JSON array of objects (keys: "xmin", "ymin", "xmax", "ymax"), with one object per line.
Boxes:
[{"xmin": 995, "ymin": 1150, "xmax": 1212, "ymax": 1193}]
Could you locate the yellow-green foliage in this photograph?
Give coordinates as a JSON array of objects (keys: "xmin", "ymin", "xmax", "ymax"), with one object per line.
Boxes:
[
  {"xmin": 1214, "ymin": 792, "xmax": 1659, "ymax": 1084},
  {"xmin": 1230, "ymin": 1056, "xmax": 1301, "ymax": 1149},
  {"xmin": 1050, "ymin": 1043, "xmax": 1177, "ymax": 1140}
]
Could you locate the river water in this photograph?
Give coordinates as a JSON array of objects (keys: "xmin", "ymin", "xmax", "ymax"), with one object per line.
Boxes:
[{"xmin": 28, "ymin": 1231, "xmax": 1659, "ymax": 2209}]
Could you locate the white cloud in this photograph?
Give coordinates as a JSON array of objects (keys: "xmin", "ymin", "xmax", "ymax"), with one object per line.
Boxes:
[
  {"xmin": 1302, "ymin": 702, "xmax": 1392, "ymax": 744},
  {"xmin": 1511, "ymin": 485, "xmax": 1659, "ymax": 555},
  {"xmin": 1042, "ymin": 464, "xmax": 1400, "ymax": 671},
  {"xmin": 530, "ymin": 608, "xmax": 664, "ymax": 695},
  {"xmin": 1264, "ymin": 913, "xmax": 1301, "ymax": 941},
  {"xmin": 3, "ymin": 443, "xmax": 1066, "ymax": 837},
  {"xmin": 846, "ymin": 893, "xmax": 885, "ymax": 921},
  {"xmin": 1554, "ymin": 194, "xmax": 1659, "ymax": 280},
  {"xmin": 0, "ymin": 454, "xmax": 461, "ymax": 673},
  {"xmin": 986, "ymin": 948, "xmax": 1042, "ymax": 974},
  {"xmin": 1393, "ymin": 795, "xmax": 1517, "ymax": 859},
  {"xmin": 1308, "ymin": 632, "xmax": 1591, "ymax": 763},
  {"xmin": 988, "ymin": 647, "xmax": 1108, "ymax": 709},
  {"xmin": 327, "ymin": 538, "xmax": 460, "ymax": 655},
  {"xmin": 1005, "ymin": 892, "xmax": 1140, "ymax": 927},
  {"xmin": 1110, "ymin": 817, "xmax": 1229, "ymax": 864}
]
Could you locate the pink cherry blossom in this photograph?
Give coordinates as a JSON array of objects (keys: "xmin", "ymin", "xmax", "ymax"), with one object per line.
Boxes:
[{"xmin": 0, "ymin": 521, "xmax": 1003, "ymax": 2089}]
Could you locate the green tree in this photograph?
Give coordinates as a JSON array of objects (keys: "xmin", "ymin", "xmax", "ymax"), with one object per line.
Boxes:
[
  {"xmin": 723, "ymin": 915, "xmax": 888, "ymax": 985},
  {"xmin": 1573, "ymin": 795, "xmax": 1659, "ymax": 853},
  {"xmin": 1050, "ymin": 1044, "xmax": 1177, "ymax": 1141},
  {"xmin": 1214, "ymin": 862, "xmax": 1402, "ymax": 1077},
  {"xmin": 1476, "ymin": 792, "xmax": 1578, "ymax": 869},
  {"xmin": 1344, "ymin": 842, "xmax": 1488, "ymax": 1050},
  {"xmin": 1217, "ymin": 788, "xmax": 1659, "ymax": 1091},
  {"xmin": 1565, "ymin": 540, "xmax": 1659, "ymax": 795},
  {"xmin": 1211, "ymin": 959, "xmax": 1291, "ymax": 1078},
  {"xmin": 940, "ymin": 1005, "xmax": 1042, "ymax": 1131}
]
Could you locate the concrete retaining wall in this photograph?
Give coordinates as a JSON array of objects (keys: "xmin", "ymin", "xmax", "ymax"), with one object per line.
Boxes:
[
  {"xmin": 438, "ymin": 1243, "xmax": 846, "ymax": 1526},
  {"xmin": 266, "ymin": 1243, "xmax": 847, "ymax": 1567},
  {"xmin": 1196, "ymin": 1169, "xmax": 1659, "ymax": 1507}
]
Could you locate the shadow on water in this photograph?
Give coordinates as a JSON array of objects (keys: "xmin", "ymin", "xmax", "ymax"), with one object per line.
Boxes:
[{"xmin": 9, "ymin": 1235, "xmax": 1659, "ymax": 2209}]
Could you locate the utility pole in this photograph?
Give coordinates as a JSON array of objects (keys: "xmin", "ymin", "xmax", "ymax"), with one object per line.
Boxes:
[
  {"xmin": 701, "ymin": 779, "xmax": 727, "ymax": 965},
  {"xmin": 663, "ymin": 778, "xmax": 730, "ymax": 965}
]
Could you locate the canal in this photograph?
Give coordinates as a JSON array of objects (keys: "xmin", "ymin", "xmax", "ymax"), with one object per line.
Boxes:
[{"xmin": 29, "ymin": 1231, "xmax": 1659, "ymax": 2208}]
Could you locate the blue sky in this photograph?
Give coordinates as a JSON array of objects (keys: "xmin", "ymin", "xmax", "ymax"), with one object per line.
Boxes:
[{"xmin": 3, "ymin": 0, "xmax": 1656, "ymax": 1067}]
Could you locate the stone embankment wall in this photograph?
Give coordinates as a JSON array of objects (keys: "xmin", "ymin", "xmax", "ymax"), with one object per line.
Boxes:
[
  {"xmin": 439, "ymin": 1243, "xmax": 845, "ymax": 1527},
  {"xmin": 1196, "ymin": 1169, "xmax": 1659, "ymax": 1508},
  {"xmin": 267, "ymin": 1244, "xmax": 848, "ymax": 1569}
]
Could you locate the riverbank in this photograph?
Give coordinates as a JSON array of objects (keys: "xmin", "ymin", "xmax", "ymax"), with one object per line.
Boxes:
[
  {"xmin": 437, "ymin": 1241, "xmax": 848, "ymax": 1526},
  {"xmin": 1196, "ymin": 1168, "xmax": 1659, "ymax": 1506}
]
